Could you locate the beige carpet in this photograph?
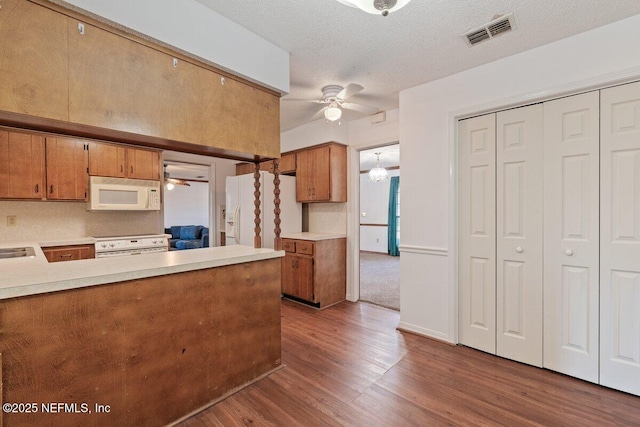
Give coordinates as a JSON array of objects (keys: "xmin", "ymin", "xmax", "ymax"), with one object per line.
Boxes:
[{"xmin": 359, "ymin": 251, "xmax": 400, "ymax": 311}]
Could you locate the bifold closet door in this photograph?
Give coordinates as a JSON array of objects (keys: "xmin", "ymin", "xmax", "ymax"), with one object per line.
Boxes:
[
  {"xmin": 600, "ymin": 81, "xmax": 640, "ymax": 396},
  {"xmin": 496, "ymin": 104, "xmax": 544, "ymax": 367},
  {"xmin": 543, "ymin": 91, "xmax": 600, "ymax": 383},
  {"xmin": 458, "ymin": 113, "xmax": 496, "ymax": 354}
]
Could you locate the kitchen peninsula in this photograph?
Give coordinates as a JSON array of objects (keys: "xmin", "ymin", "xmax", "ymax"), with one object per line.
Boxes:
[{"xmin": 0, "ymin": 243, "xmax": 284, "ymax": 426}]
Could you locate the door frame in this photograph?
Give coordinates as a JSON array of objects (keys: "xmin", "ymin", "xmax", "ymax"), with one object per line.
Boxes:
[
  {"xmin": 448, "ymin": 68, "xmax": 640, "ymax": 344},
  {"xmin": 346, "ymin": 141, "xmax": 400, "ymax": 304}
]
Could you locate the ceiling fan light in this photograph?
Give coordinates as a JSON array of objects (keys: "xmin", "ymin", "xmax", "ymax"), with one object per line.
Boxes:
[
  {"xmin": 165, "ymin": 182, "xmax": 175, "ymax": 191},
  {"xmin": 335, "ymin": 0, "xmax": 412, "ymax": 15},
  {"xmin": 325, "ymin": 106, "xmax": 342, "ymax": 121}
]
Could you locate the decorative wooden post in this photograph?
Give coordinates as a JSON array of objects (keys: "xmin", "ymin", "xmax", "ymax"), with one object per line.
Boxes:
[
  {"xmin": 253, "ymin": 161, "xmax": 262, "ymax": 248},
  {"xmin": 273, "ymin": 158, "xmax": 282, "ymax": 250}
]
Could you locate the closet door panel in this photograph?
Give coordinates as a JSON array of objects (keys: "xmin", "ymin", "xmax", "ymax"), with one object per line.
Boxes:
[
  {"xmin": 543, "ymin": 91, "xmax": 599, "ymax": 383},
  {"xmin": 458, "ymin": 113, "xmax": 496, "ymax": 354},
  {"xmin": 496, "ymin": 104, "xmax": 543, "ymax": 367},
  {"xmin": 601, "ymin": 81, "xmax": 640, "ymax": 396}
]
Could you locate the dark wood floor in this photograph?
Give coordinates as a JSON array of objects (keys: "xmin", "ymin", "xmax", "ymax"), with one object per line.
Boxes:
[{"xmin": 179, "ymin": 299, "xmax": 640, "ymax": 426}]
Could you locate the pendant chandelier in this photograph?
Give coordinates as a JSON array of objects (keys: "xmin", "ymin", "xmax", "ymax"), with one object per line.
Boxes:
[
  {"xmin": 335, "ymin": 0, "xmax": 412, "ymax": 16},
  {"xmin": 367, "ymin": 152, "xmax": 390, "ymax": 182}
]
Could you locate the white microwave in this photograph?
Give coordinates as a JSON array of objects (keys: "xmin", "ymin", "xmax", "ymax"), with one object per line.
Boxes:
[{"xmin": 88, "ymin": 176, "xmax": 160, "ymax": 211}]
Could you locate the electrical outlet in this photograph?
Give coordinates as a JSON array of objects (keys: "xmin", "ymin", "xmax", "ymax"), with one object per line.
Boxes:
[{"xmin": 7, "ymin": 215, "xmax": 17, "ymax": 227}]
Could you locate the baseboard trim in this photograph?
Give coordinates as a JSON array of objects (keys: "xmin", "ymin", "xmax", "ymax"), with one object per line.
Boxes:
[
  {"xmin": 398, "ymin": 245, "xmax": 448, "ymax": 256},
  {"xmin": 168, "ymin": 364, "xmax": 284, "ymax": 426},
  {"xmin": 397, "ymin": 322, "xmax": 453, "ymax": 345}
]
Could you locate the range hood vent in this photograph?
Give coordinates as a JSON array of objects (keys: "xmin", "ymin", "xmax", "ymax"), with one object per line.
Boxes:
[{"xmin": 462, "ymin": 13, "xmax": 516, "ymax": 47}]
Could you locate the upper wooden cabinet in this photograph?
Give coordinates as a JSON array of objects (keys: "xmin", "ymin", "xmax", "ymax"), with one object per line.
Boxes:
[
  {"xmin": 279, "ymin": 153, "xmax": 296, "ymax": 174},
  {"xmin": 45, "ymin": 137, "xmax": 88, "ymax": 200},
  {"xmin": 296, "ymin": 143, "xmax": 346, "ymax": 202},
  {"xmin": 126, "ymin": 147, "xmax": 160, "ymax": 180},
  {"xmin": 0, "ymin": 130, "xmax": 45, "ymax": 199},
  {"xmin": 67, "ymin": 19, "xmax": 279, "ymax": 158},
  {"xmin": 0, "ymin": 0, "xmax": 69, "ymax": 121},
  {"xmin": 87, "ymin": 142, "xmax": 126, "ymax": 178},
  {"xmin": 88, "ymin": 142, "xmax": 159, "ymax": 180}
]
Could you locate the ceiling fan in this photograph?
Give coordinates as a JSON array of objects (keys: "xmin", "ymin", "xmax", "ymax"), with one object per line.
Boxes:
[
  {"xmin": 163, "ymin": 164, "xmax": 190, "ymax": 191},
  {"xmin": 285, "ymin": 84, "xmax": 378, "ymax": 122}
]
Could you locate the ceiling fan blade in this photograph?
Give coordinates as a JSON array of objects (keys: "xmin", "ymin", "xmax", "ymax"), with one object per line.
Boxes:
[
  {"xmin": 341, "ymin": 102, "xmax": 378, "ymax": 115},
  {"xmin": 336, "ymin": 83, "xmax": 363, "ymax": 101},
  {"xmin": 282, "ymin": 98, "xmax": 326, "ymax": 103},
  {"xmin": 166, "ymin": 178, "xmax": 191, "ymax": 186}
]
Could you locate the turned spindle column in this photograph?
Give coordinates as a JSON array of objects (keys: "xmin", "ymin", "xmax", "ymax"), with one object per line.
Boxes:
[
  {"xmin": 253, "ymin": 161, "xmax": 262, "ymax": 248},
  {"xmin": 273, "ymin": 158, "xmax": 282, "ymax": 251}
]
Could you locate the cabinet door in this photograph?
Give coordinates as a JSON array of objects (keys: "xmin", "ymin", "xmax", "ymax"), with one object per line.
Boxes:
[
  {"xmin": 296, "ymin": 149, "xmax": 313, "ymax": 202},
  {"xmin": 297, "ymin": 256, "xmax": 315, "ymax": 302},
  {"xmin": 45, "ymin": 247, "xmax": 81, "ymax": 263},
  {"xmin": 46, "ymin": 137, "xmax": 88, "ymax": 200},
  {"xmin": 259, "ymin": 160, "xmax": 274, "ymax": 174},
  {"xmin": 126, "ymin": 148, "xmax": 160, "ymax": 180},
  {"xmin": 311, "ymin": 146, "xmax": 332, "ymax": 201},
  {"xmin": 0, "ymin": 131, "xmax": 45, "ymax": 199},
  {"xmin": 279, "ymin": 153, "xmax": 296, "ymax": 174},
  {"xmin": 88, "ymin": 142, "xmax": 126, "ymax": 178},
  {"xmin": 543, "ymin": 92, "xmax": 600, "ymax": 383},
  {"xmin": 600, "ymin": 81, "xmax": 640, "ymax": 396},
  {"xmin": 236, "ymin": 163, "xmax": 256, "ymax": 176},
  {"xmin": 281, "ymin": 255, "xmax": 298, "ymax": 296},
  {"xmin": 78, "ymin": 245, "xmax": 95, "ymax": 260},
  {"xmin": 458, "ymin": 114, "xmax": 496, "ymax": 354},
  {"xmin": 496, "ymin": 104, "xmax": 543, "ymax": 367},
  {"xmin": 0, "ymin": 0, "xmax": 69, "ymax": 121}
]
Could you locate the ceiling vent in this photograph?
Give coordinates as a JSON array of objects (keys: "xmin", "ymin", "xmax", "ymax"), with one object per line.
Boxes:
[{"xmin": 462, "ymin": 13, "xmax": 517, "ymax": 47}]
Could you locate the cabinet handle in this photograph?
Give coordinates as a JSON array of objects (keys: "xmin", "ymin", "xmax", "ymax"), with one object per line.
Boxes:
[
  {"xmin": 35, "ymin": 184, "xmax": 39, "ymax": 193},
  {"xmin": 50, "ymin": 185, "xmax": 54, "ymax": 194},
  {"xmin": 130, "ymin": 166, "xmax": 134, "ymax": 174},
  {"xmin": 565, "ymin": 249, "xmax": 574, "ymax": 256},
  {"xmin": 515, "ymin": 246, "xmax": 524, "ymax": 253},
  {"xmin": 60, "ymin": 254, "xmax": 73, "ymax": 258},
  {"xmin": 121, "ymin": 165, "xmax": 124, "ymax": 173},
  {"xmin": 312, "ymin": 188, "xmax": 315, "ymax": 196}
]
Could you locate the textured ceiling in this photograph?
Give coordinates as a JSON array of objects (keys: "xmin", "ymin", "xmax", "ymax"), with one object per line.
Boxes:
[{"xmin": 194, "ymin": 0, "xmax": 640, "ymax": 132}]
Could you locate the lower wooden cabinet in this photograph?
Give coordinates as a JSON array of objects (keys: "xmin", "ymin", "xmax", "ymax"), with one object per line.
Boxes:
[
  {"xmin": 281, "ymin": 237, "xmax": 346, "ymax": 308},
  {"xmin": 43, "ymin": 244, "xmax": 95, "ymax": 263}
]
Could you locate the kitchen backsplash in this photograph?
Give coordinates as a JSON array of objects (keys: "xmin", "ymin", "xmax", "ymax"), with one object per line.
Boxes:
[
  {"xmin": 308, "ymin": 203, "xmax": 347, "ymax": 234},
  {"xmin": 0, "ymin": 201, "xmax": 162, "ymax": 242}
]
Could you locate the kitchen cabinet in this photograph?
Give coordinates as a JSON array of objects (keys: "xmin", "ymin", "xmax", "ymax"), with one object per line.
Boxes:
[
  {"xmin": 236, "ymin": 162, "xmax": 256, "ymax": 175},
  {"xmin": 88, "ymin": 142, "xmax": 159, "ymax": 180},
  {"xmin": 281, "ymin": 237, "xmax": 346, "ymax": 308},
  {"xmin": 67, "ymin": 18, "xmax": 279, "ymax": 159},
  {"xmin": 0, "ymin": 130, "xmax": 45, "ymax": 199},
  {"xmin": 0, "ymin": 0, "xmax": 69, "ymax": 121},
  {"xmin": 45, "ymin": 137, "xmax": 88, "ymax": 200},
  {"xmin": 42, "ymin": 244, "xmax": 95, "ymax": 263},
  {"xmin": 296, "ymin": 143, "xmax": 346, "ymax": 202},
  {"xmin": 279, "ymin": 153, "xmax": 296, "ymax": 175}
]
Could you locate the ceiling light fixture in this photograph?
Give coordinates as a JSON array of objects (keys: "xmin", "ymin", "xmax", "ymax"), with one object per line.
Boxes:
[
  {"xmin": 335, "ymin": 0, "xmax": 412, "ymax": 16},
  {"xmin": 324, "ymin": 105, "xmax": 342, "ymax": 121},
  {"xmin": 367, "ymin": 152, "xmax": 390, "ymax": 182}
]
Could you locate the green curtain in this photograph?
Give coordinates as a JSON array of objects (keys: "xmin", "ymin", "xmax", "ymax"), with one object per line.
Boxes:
[{"xmin": 388, "ymin": 176, "xmax": 400, "ymax": 256}]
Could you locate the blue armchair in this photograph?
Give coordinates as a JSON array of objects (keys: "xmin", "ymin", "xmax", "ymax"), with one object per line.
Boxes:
[{"xmin": 165, "ymin": 226, "xmax": 209, "ymax": 250}]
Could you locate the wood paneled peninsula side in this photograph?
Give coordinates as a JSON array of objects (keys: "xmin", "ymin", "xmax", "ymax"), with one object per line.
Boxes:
[{"xmin": 0, "ymin": 244, "xmax": 283, "ymax": 427}]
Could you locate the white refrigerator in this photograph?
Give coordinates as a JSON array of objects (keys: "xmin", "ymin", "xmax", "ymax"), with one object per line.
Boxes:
[{"xmin": 225, "ymin": 171, "xmax": 301, "ymax": 248}]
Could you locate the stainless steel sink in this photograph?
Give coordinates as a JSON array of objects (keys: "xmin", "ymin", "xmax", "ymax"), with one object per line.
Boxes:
[{"xmin": 0, "ymin": 247, "xmax": 36, "ymax": 259}]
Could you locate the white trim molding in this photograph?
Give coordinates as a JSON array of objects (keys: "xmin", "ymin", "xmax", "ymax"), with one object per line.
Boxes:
[
  {"xmin": 399, "ymin": 245, "xmax": 448, "ymax": 257},
  {"xmin": 398, "ymin": 322, "xmax": 452, "ymax": 344}
]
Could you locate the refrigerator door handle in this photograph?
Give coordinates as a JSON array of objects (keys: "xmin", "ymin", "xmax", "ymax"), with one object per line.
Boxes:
[{"xmin": 234, "ymin": 204, "xmax": 240, "ymax": 243}]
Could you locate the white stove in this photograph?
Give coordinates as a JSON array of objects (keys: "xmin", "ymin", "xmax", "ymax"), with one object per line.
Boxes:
[{"xmin": 93, "ymin": 234, "xmax": 169, "ymax": 258}]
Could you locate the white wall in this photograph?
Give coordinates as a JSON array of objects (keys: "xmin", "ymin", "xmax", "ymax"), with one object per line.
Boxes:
[
  {"xmin": 280, "ymin": 119, "xmax": 349, "ymax": 153},
  {"xmin": 164, "ymin": 182, "xmax": 209, "ymax": 227},
  {"xmin": 61, "ymin": 0, "xmax": 289, "ymax": 93},
  {"xmin": 360, "ymin": 169, "xmax": 400, "ymax": 253},
  {"xmin": 0, "ymin": 201, "xmax": 161, "ymax": 242},
  {"xmin": 399, "ymin": 14, "xmax": 640, "ymax": 343}
]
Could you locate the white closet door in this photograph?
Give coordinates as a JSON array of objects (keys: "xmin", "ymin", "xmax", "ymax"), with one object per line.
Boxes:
[
  {"xmin": 458, "ymin": 113, "xmax": 496, "ymax": 354},
  {"xmin": 543, "ymin": 91, "xmax": 600, "ymax": 382},
  {"xmin": 496, "ymin": 104, "xmax": 543, "ymax": 367},
  {"xmin": 600, "ymin": 81, "xmax": 640, "ymax": 396}
]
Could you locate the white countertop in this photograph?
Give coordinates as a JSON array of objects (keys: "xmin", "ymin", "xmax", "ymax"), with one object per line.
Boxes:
[
  {"xmin": 281, "ymin": 232, "xmax": 347, "ymax": 241},
  {"xmin": 0, "ymin": 242, "xmax": 283, "ymax": 300}
]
